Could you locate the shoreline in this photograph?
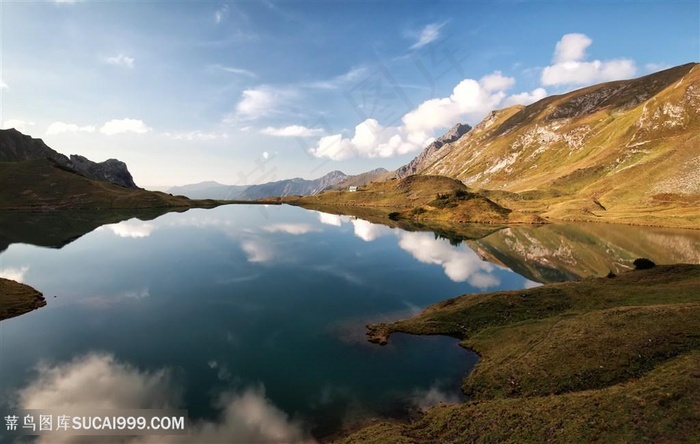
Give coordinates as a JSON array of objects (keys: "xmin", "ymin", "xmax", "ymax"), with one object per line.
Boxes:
[{"xmin": 333, "ymin": 264, "xmax": 700, "ymax": 443}]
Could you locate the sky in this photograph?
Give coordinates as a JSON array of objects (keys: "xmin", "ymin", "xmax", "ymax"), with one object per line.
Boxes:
[{"xmin": 1, "ymin": 0, "xmax": 698, "ymax": 188}]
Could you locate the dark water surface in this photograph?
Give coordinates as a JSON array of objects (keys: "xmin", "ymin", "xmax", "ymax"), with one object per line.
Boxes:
[{"xmin": 1, "ymin": 205, "xmax": 697, "ymax": 442}]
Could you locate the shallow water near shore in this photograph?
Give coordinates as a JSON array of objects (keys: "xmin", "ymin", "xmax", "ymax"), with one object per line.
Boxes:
[{"xmin": 0, "ymin": 204, "xmax": 697, "ymax": 440}]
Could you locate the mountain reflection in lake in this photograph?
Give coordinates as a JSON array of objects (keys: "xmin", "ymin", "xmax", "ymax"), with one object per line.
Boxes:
[{"xmin": 0, "ymin": 205, "xmax": 697, "ymax": 441}]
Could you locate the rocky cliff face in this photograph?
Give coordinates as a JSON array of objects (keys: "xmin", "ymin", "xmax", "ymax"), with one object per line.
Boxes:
[
  {"xmin": 0, "ymin": 129, "xmax": 138, "ymax": 189},
  {"xmin": 395, "ymin": 123, "xmax": 471, "ymax": 179},
  {"xmin": 69, "ymin": 155, "xmax": 137, "ymax": 189}
]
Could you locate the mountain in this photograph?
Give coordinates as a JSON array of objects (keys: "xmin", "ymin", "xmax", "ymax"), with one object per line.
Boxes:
[
  {"xmin": 326, "ymin": 168, "xmax": 392, "ymax": 191},
  {"xmin": 237, "ymin": 170, "xmax": 348, "ymax": 200},
  {"xmin": 395, "ymin": 122, "xmax": 471, "ymax": 179},
  {"xmin": 168, "ymin": 181, "xmax": 249, "ymax": 200},
  {"xmin": 1, "ymin": 128, "xmax": 137, "ymax": 188},
  {"xmin": 0, "ymin": 129, "xmax": 220, "ymax": 210},
  {"xmin": 411, "ymin": 63, "xmax": 699, "ymax": 227}
]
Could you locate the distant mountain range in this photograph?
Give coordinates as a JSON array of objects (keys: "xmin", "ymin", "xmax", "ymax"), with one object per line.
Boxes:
[{"xmin": 168, "ymin": 168, "xmax": 391, "ymax": 200}]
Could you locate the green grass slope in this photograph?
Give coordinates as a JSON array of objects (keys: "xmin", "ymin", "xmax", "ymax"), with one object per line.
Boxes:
[
  {"xmin": 0, "ymin": 159, "xmax": 221, "ymax": 210},
  {"xmin": 284, "ymin": 175, "xmax": 544, "ymax": 225},
  {"xmin": 0, "ymin": 278, "xmax": 46, "ymax": 321},
  {"xmin": 342, "ymin": 265, "xmax": 700, "ymax": 443},
  {"xmin": 421, "ymin": 63, "xmax": 700, "ymax": 228}
]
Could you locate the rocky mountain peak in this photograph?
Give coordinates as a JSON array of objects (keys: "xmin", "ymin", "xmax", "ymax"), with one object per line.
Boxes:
[{"xmin": 395, "ymin": 123, "xmax": 472, "ymax": 179}]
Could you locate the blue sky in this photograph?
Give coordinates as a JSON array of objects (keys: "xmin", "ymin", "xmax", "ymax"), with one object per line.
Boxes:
[{"xmin": 1, "ymin": 0, "xmax": 698, "ymax": 187}]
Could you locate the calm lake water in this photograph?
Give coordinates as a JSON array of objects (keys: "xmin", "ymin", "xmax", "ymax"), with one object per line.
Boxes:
[{"xmin": 0, "ymin": 205, "xmax": 698, "ymax": 442}]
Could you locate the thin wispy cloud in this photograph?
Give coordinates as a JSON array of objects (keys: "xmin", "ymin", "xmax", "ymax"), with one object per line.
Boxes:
[
  {"xmin": 215, "ymin": 4, "xmax": 229, "ymax": 24},
  {"xmin": 104, "ymin": 53, "xmax": 135, "ymax": 69},
  {"xmin": 210, "ymin": 64, "xmax": 258, "ymax": 78},
  {"xmin": 410, "ymin": 22, "xmax": 446, "ymax": 50},
  {"xmin": 0, "ymin": 78, "xmax": 8, "ymax": 89},
  {"xmin": 260, "ymin": 125, "xmax": 323, "ymax": 137},
  {"xmin": 305, "ymin": 66, "xmax": 368, "ymax": 90}
]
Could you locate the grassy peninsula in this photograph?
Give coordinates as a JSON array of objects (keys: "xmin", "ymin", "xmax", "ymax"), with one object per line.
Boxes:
[
  {"xmin": 0, "ymin": 278, "xmax": 46, "ymax": 322},
  {"xmin": 336, "ymin": 264, "xmax": 700, "ymax": 443}
]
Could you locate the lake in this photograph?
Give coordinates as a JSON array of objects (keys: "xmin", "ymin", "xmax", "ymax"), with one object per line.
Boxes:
[{"xmin": 0, "ymin": 204, "xmax": 698, "ymax": 442}]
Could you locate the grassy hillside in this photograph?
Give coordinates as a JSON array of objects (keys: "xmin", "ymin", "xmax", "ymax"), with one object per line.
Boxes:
[
  {"xmin": 419, "ymin": 63, "xmax": 699, "ymax": 228},
  {"xmin": 337, "ymin": 265, "xmax": 700, "ymax": 443},
  {"xmin": 0, "ymin": 159, "xmax": 223, "ymax": 210},
  {"xmin": 0, "ymin": 278, "xmax": 46, "ymax": 322},
  {"xmin": 283, "ymin": 175, "xmax": 544, "ymax": 225}
]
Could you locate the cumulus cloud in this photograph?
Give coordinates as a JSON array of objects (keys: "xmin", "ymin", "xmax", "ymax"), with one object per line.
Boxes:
[
  {"xmin": 317, "ymin": 212, "xmax": 345, "ymax": 227},
  {"xmin": 104, "ymin": 53, "xmax": 135, "ymax": 69},
  {"xmin": 350, "ymin": 219, "xmax": 392, "ymax": 242},
  {"xmin": 105, "ymin": 219, "xmax": 156, "ymax": 238},
  {"xmin": 397, "ymin": 232, "xmax": 500, "ymax": 287},
  {"xmin": 260, "ymin": 125, "xmax": 324, "ymax": 137},
  {"xmin": 232, "ymin": 87, "xmax": 293, "ymax": 121},
  {"xmin": 46, "ymin": 122, "xmax": 96, "ymax": 135},
  {"xmin": 163, "ymin": 130, "xmax": 229, "ymax": 141},
  {"xmin": 17, "ymin": 353, "xmax": 314, "ymax": 444},
  {"xmin": 541, "ymin": 33, "xmax": 636, "ymax": 86},
  {"xmin": 241, "ymin": 240, "xmax": 275, "ymax": 263},
  {"xmin": 100, "ymin": 118, "xmax": 150, "ymax": 135},
  {"xmin": 263, "ymin": 224, "xmax": 319, "ymax": 235},
  {"xmin": 0, "ymin": 266, "xmax": 29, "ymax": 283},
  {"xmin": 410, "ymin": 22, "xmax": 446, "ymax": 50},
  {"xmin": 309, "ymin": 71, "xmax": 522, "ymax": 160},
  {"xmin": 2, "ymin": 119, "xmax": 36, "ymax": 133},
  {"xmin": 504, "ymin": 87, "xmax": 548, "ymax": 107}
]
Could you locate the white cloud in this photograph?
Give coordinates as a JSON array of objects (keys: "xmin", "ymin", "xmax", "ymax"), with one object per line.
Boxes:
[
  {"xmin": 211, "ymin": 64, "xmax": 257, "ymax": 78},
  {"xmin": 317, "ymin": 211, "xmax": 345, "ymax": 227},
  {"xmin": 541, "ymin": 33, "xmax": 636, "ymax": 86},
  {"xmin": 54, "ymin": 0, "xmax": 81, "ymax": 3},
  {"xmin": 351, "ymin": 219, "xmax": 392, "ymax": 242},
  {"xmin": 46, "ymin": 121, "xmax": 96, "ymax": 135},
  {"xmin": 106, "ymin": 219, "xmax": 156, "ymax": 238},
  {"xmin": 2, "ymin": 119, "xmax": 36, "ymax": 133},
  {"xmin": 262, "ymin": 151, "xmax": 270, "ymax": 160},
  {"xmin": 553, "ymin": 33, "xmax": 592, "ymax": 64},
  {"xmin": 18, "ymin": 353, "xmax": 315, "ymax": 444},
  {"xmin": 215, "ymin": 4, "xmax": 229, "ymax": 24},
  {"xmin": 410, "ymin": 22, "xmax": 446, "ymax": 50},
  {"xmin": 105, "ymin": 53, "xmax": 135, "ymax": 69},
  {"xmin": 504, "ymin": 87, "xmax": 548, "ymax": 107},
  {"xmin": 163, "ymin": 130, "xmax": 229, "ymax": 141},
  {"xmin": 0, "ymin": 78, "xmax": 7, "ymax": 89},
  {"xmin": 0, "ymin": 266, "xmax": 29, "ymax": 283},
  {"xmin": 309, "ymin": 71, "xmax": 517, "ymax": 160},
  {"xmin": 305, "ymin": 66, "xmax": 368, "ymax": 89},
  {"xmin": 397, "ymin": 232, "xmax": 500, "ymax": 287},
  {"xmin": 260, "ymin": 125, "xmax": 323, "ymax": 137},
  {"xmin": 241, "ymin": 240, "xmax": 274, "ymax": 263},
  {"xmin": 100, "ymin": 118, "xmax": 151, "ymax": 135},
  {"xmin": 233, "ymin": 87, "xmax": 288, "ymax": 121},
  {"xmin": 263, "ymin": 223, "xmax": 319, "ymax": 235}
]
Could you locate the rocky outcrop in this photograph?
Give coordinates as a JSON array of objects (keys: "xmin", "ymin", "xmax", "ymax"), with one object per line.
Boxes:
[
  {"xmin": 69, "ymin": 155, "xmax": 137, "ymax": 189},
  {"xmin": 0, "ymin": 129, "xmax": 138, "ymax": 189},
  {"xmin": 395, "ymin": 123, "xmax": 471, "ymax": 179}
]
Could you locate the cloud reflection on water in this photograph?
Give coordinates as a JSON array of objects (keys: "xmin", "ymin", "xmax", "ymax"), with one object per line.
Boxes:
[{"xmin": 17, "ymin": 353, "xmax": 316, "ymax": 444}]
